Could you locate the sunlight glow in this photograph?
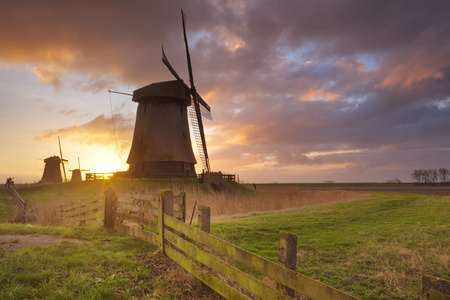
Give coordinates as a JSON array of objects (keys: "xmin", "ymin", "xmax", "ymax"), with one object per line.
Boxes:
[{"xmin": 305, "ymin": 149, "xmax": 365, "ymax": 158}]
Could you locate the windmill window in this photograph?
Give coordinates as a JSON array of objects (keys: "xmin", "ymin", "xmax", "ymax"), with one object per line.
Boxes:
[{"xmin": 144, "ymin": 104, "xmax": 147, "ymax": 113}]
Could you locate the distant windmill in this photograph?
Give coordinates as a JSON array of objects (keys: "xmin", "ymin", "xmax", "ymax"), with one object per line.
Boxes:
[
  {"xmin": 58, "ymin": 136, "xmax": 68, "ymax": 182},
  {"xmin": 37, "ymin": 137, "xmax": 68, "ymax": 184},
  {"xmin": 69, "ymin": 157, "xmax": 90, "ymax": 182},
  {"xmin": 38, "ymin": 156, "xmax": 63, "ymax": 184},
  {"xmin": 126, "ymin": 10, "xmax": 212, "ymax": 178}
]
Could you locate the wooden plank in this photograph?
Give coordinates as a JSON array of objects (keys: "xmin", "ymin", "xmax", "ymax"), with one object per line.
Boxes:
[
  {"xmin": 128, "ymin": 194, "xmax": 160, "ymax": 202},
  {"xmin": 278, "ymin": 231, "xmax": 297, "ymax": 297},
  {"xmin": 164, "ymin": 229, "xmax": 289, "ymax": 299},
  {"xmin": 64, "ymin": 211, "xmax": 103, "ymax": 224},
  {"xmin": 164, "ymin": 215, "xmax": 360, "ymax": 300},
  {"xmin": 173, "ymin": 193, "xmax": 185, "ymax": 205},
  {"xmin": 158, "ymin": 194, "xmax": 164, "ymax": 252},
  {"xmin": 164, "ymin": 246, "xmax": 251, "ymax": 300},
  {"xmin": 64, "ymin": 198, "xmax": 103, "ymax": 211},
  {"xmin": 64, "ymin": 203, "xmax": 103, "ymax": 218},
  {"xmin": 64, "ymin": 216, "xmax": 103, "ymax": 226},
  {"xmin": 113, "ymin": 211, "xmax": 157, "ymax": 228},
  {"xmin": 114, "ymin": 220, "xmax": 159, "ymax": 247},
  {"xmin": 115, "ymin": 201, "xmax": 159, "ymax": 216}
]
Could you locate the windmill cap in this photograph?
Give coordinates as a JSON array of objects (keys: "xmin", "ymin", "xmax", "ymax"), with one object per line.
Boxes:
[
  {"xmin": 44, "ymin": 156, "xmax": 61, "ymax": 163},
  {"xmin": 132, "ymin": 80, "xmax": 189, "ymax": 102}
]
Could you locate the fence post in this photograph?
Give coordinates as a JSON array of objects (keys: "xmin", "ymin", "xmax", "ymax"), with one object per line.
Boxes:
[
  {"xmin": 180, "ymin": 192, "xmax": 186, "ymax": 222},
  {"xmin": 422, "ymin": 275, "xmax": 450, "ymax": 299},
  {"xmin": 159, "ymin": 189, "xmax": 174, "ymax": 253},
  {"xmin": 198, "ymin": 205, "xmax": 211, "ymax": 234},
  {"xmin": 104, "ymin": 187, "xmax": 115, "ymax": 229},
  {"xmin": 278, "ymin": 231, "xmax": 298, "ymax": 298}
]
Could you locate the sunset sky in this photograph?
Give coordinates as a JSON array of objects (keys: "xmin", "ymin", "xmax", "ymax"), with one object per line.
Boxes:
[{"xmin": 1, "ymin": 0, "xmax": 450, "ymax": 184}]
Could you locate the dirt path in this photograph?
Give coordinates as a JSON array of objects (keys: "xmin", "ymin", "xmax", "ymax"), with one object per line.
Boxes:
[{"xmin": 0, "ymin": 234, "xmax": 81, "ymax": 251}]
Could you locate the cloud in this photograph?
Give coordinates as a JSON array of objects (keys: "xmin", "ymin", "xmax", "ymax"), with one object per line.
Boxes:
[
  {"xmin": 2, "ymin": 0, "xmax": 450, "ymax": 181},
  {"xmin": 33, "ymin": 66, "xmax": 64, "ymax": 91},
  {"xmin": 37, "ymin": 114, "xmax": 134, "ymax": 153}
]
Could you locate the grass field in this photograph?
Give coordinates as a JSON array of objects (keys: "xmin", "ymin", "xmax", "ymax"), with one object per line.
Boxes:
[
  {"xmin": 0, "ymin": 180, "xmax": 449, "ymax": 299},
  {"xmin": 211, "ymin": 192, "xmax": 449, "ymax": 299}
]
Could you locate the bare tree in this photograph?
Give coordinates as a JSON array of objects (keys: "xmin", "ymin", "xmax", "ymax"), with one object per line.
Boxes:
[
  {"xmin": 431, "ymin": 169, "xmax": 438, "ymax": 183},
  {"xmin": 439, "ymin": 168, "xmax": 449, "ymax": 183}
]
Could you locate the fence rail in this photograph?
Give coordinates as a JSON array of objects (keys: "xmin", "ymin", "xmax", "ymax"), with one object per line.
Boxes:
[
  {"xmin": 103, "ymin": 188, "xmax": 359, "ymax": 300},
  {"xmin": 62, "ymin": 197, "xmax": 104, "ymax": 226},
  {"xmin": 6, "ymin": 183, "xmax": 26, "ymax": 220}
]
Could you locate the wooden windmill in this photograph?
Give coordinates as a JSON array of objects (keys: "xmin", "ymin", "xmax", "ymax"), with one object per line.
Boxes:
[
  {"xmin": 69, "ymin": 157, "xmax": 90, "ymax": 182},
  {"xmin": 126, "ymin": 10, "xmax": 212, "ymax": 178},
  {"xmin": 38, "ymin": 137, "xmax": 68, "ymax": 184}
]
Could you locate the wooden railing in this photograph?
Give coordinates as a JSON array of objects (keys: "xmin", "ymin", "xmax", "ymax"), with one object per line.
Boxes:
[
  {"xmin": 104, "ymin": 188, "xmax": 359, "ymax": 300},
  {"xmin": 62, "ymin": 188, "xmax": 449, "ymax": 300},
  {"xmin": 85, "ymin": 173, "xmax": 115, "ymax": 180},
  {"xmin": 62, "ymin": 197, "xmax": 104, "ymax": 226},
  {"xmin": 6, "ymin": 183, "xmax": 26, "ymax": 220}
]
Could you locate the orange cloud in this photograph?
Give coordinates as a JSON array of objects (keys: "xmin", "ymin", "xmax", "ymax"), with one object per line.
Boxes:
[
  {"xmin": 37, "ymin": 114, "xmax": 134, "ymax": 153},
  {"xmin": 33, "ymin": 65, "xmax": 64, "ymax": 91},
  {"xmin": 302, "ymin": 88, "xmax": 340, "ymax": 101},
  {"xmin": 376, "ymin": 53, "xmax": 447, "ymax": 89}
]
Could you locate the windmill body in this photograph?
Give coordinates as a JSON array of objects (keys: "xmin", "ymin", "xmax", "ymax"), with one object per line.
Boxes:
[
  {"xmin": 70, "ymin": 169, "xmax": 82, "ymax": 182},
  {"xmin": 127, "ymin": 80, "xmax": 197, "ymax": 178},
  {"xmin": 39, "ymin": 155, "xmax": 63, "ymax": 183}
]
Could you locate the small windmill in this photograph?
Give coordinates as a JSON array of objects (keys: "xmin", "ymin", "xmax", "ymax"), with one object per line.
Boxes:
[
  {"xmin": 162, "ymin": 9, "xmax": 212, "ymax": 173},
  {"xmin": 58, "ymin": 136, "xmax": 68, "ymax": 182},
  {"xmin": 69, "ymin": 157, "xmax": 90, "ymax": 182}
]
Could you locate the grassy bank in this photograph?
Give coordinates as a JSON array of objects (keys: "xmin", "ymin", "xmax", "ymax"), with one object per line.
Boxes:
[
  {"xmin": 0, "ymin": 223, "xmax": 219, "ymax": 299},
  {"xmin": 211, "ymin": 192, "xmax": 449, "ymax": 299}
]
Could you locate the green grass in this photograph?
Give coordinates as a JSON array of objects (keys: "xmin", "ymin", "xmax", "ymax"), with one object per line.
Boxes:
[
  {"xmin": 0, "ymin": 223, "xmax": 171, "ymax": 299},
  {"xmin": 0, "ymin": 188, "xmax": 14, "ymax": 222},
  {"xmin": 1, "ymin": 181, "xmax": 448, "ymax": 299},
  {"xmin": 211, "ymin": 192, "xmax": 449, "ymax": 299}
]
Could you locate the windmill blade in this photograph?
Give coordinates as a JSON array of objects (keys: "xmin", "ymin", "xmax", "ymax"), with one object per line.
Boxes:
[
  {"xmin": 195, "ymin": 92, "xmax": 211, "ymax": 112},
  {"xmin": 163, "ymin": 46, "xmax": 212, "ymax": 116},
  {"xmin": 182, "ymin": 9, "xmax": 196, "ymax": 91},
  {"xmin": 58, "ymin": 136, "xmax": 67, "ymax": 182},
  {"xmin": 180, "ymin": 11, "xmax": 212, "ymax": 120},
  {"xmin": 162, "ymin": 46, "xmax": 189, "ymax": 88},
  {"xmin": 189, "ymin": 106, "xmax": 210, "ymax": 172},
  {"xmin": 200, "ymin": 105, "xmax": 212, "ymax": 121}
]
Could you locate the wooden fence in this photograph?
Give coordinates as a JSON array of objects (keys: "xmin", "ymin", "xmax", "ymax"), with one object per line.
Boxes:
[
  {"xmin": 103, "ymin": 188, "xmax": 359, "ymax": 300},
  {"xmin": 6, "ymin": 183, "xmax": 26, "ymax": 221},
  {"xmin": 62, "ymin": 197, "xmax": 104, "ymax": 226},
  {"xmin": 61, "ymin": 188, "xmax": 449, "ymax": 300}
]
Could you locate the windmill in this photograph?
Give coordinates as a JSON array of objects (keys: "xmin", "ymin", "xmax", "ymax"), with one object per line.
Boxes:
[
  {"xmin": 58, "ymin": 136, "xmax": 68, "ymax": 182},
  {"xmin": 37, "ymin": 137, "xmax": 68, "ymax": 184},
  {"xmin": 162, "ymin": 9, "xmax": 212, "ymax": 173},
  {"xmin": 38, "ymin": 156, "xmax": 63, "ymax": 184},
  {"xmin": 69, "ymin": 157, "xmax": 90, "ymax": 182},
  {"xmin": 126, "ymin": 10, "xmax": 212, "ymax": 179}
]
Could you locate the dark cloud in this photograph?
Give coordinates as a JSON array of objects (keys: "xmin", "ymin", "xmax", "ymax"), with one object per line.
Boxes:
[{"xmin": 3, "ymin": 0, "xmax": 450, "ymax": 181}]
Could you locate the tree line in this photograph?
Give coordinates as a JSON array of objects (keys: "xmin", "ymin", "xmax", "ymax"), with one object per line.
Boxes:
[{"xmin": 411, "ymin": 168, "xmax": 449, "ymax": 184}]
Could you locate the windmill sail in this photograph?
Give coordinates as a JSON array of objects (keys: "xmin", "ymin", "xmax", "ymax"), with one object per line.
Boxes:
[
  {"xmin": 161, "ymin": 9, "xmax": 212, "ymax": 173},
  {"xmin": 58, "ymin": 136, "xmax": 68, "ymax": 182},
  {"xmin": 188, "ymin": 106, "xmax": 209, "ymax": 171}
]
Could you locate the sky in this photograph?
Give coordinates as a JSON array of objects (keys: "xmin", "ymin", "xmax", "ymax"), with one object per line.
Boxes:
[{"xmin": 1, "ymin": 0, "xmax": 450, "ymax": 184}]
